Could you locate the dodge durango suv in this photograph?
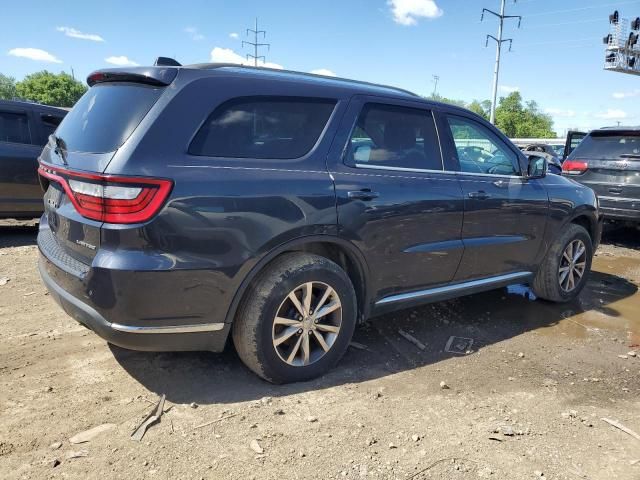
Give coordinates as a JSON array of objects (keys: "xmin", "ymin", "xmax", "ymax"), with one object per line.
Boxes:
[{"xmin": 37, "ymin": 62, "xmax": 602, "ymax": 383}]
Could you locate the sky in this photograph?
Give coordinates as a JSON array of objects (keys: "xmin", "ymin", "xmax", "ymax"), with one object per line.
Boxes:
[{"xmin": 2, "ymin": 0, "xmax": 640, "ymax": 135}]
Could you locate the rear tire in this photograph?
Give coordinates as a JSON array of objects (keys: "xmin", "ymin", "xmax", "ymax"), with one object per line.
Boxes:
[
  {"xmin": 232, "ymin": 253, "xmax": 357, "ymax": 384},
  {"xmin": 532, "ymin": 224, "xmax": 593, "ymax": 302}
]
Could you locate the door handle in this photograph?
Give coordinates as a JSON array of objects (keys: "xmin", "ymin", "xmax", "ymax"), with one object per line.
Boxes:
[
  {"xmin": 348, "ymin": 189, "xmax": 380, "ymax": 201},
  {"xmin": 468, "ymin": 191, "xmax": 491, "ymax": 200}
]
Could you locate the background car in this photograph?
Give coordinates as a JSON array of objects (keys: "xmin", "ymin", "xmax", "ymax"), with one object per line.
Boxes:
[
  {"xmin": 563, "ymin": 126, "xmax": 640, "ymax": 224},
  {"xmin": 0, "ymin": 100, "xmax": 67, "ymax": 219}
]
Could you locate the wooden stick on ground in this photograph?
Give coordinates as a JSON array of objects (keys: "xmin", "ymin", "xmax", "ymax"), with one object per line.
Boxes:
[{"xmin": 601, "ymin": 417, "xmax": 640, "ymax": 441}]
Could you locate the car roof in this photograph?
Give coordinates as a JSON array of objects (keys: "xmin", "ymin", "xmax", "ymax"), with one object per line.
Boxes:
[
  {"xmin": 593, "ymin": 125, "xmax": 640, "ymax": 132},
  {"xmin": 0, "ymin": 99, "xmax": 68, "ymax": 114},
  {"xmin": 183, "ymin": 63, "xmax": 419, "ymax": 99}
]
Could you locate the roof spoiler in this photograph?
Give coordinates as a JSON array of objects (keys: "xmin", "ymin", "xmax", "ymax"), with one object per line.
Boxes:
[{"xmin": 87, "ymin": 67, "xmax": 178, "ymax": 87}]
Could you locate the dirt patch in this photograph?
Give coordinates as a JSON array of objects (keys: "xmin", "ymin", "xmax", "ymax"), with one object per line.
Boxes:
[{"xmin": 1, "ymin": 223, "xmax": 639, "ymax": 479}]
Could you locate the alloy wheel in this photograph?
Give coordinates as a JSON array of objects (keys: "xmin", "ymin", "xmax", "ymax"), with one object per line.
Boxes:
[
  {"xmin": 272, "ymin": 282, "xmax": 342, "ymax": 367},
  {"xmin": 558, "ymin": 239, "xmax": 587, "ymax": 293}
]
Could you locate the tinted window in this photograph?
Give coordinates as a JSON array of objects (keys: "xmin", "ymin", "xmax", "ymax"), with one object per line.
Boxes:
[
  {"xmin": 346, "ymin": 103, "xmax": 442, "ymax": 170},
  {"xmin": 40, "ymin": 113, "xmax": 65, "ymax": 139},
  {"xmin": 189, "ymin": 97, "xmax": 336, "ymax": 159},
  {"xmin": 55, "ymin": 83, "xmax": 163, "ymax": 153},
  {"xmin": 570, "ymin": 132, "xmax": 640, "ymax": 159},
  {"xmin": 446, "ymin": 116, "xmax": 519, "ymax": 175},
  {"xmin": 0, "ymin": 111, "xmax": 31, "ymax": 144}
]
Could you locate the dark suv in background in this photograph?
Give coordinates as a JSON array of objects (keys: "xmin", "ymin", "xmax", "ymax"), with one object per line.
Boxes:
[
  {"xmin": 37, "ymin": 63, "xmax": 601, "ymax": 383},
  {"xmin": 0, "ymin": 100, "xmax": 67, "ymax": 218},
  {"xmin": 563, "ymin": 126, "xmax": 640, "ymax": 223}
]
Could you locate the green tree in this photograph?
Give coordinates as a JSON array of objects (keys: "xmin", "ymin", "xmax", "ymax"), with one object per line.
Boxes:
[
  {"xmin": 16, "ymin": 71, "xmax": 86, "ymax": 107},
  {"xmin": 0, "ymin": 73, "xmax": 18, "ymax": 100},
  {"xmin": 467, "ymin": 99, "xmax": 491, "ymax": 121},
  {"xmin": 494, "ymin": 92, "xmax": 556, "ymax": 138}
]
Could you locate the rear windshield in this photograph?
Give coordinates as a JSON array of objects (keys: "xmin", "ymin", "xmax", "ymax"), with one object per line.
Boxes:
[
  {"xmin": 55, "ymin": 83, "xmax": 163, "ymax": 154},
  {"xmin": 571, "ymin": 132, "xmax": 640, "ymax": 159}
]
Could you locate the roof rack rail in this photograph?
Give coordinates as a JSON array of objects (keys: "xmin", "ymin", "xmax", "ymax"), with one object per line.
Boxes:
[
  {"xmin": 184, "ymin": 63, "xmax": 418, "ymax": 97},
  {"xmin": 155, "ymin": 56, "xmax": 182, "ymax": 67}
]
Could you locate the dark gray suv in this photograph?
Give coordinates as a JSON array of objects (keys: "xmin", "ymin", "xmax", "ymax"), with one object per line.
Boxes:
[
  {"xmin": 563, "ymin": 126, "xmax": 640, "ymax": 223},
  {"xmin": 37, "ymin": 63, "xmax": 602, "ymax": 383}
]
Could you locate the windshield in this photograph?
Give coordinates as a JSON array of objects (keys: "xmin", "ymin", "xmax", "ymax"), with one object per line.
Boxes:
[
  {"xmin": 570, "ymin": 132, "xmax": 640, "ymax": 160},
  {"xmin": 55, "ymin": 83, "xmax": 163, "ymax": 154}
]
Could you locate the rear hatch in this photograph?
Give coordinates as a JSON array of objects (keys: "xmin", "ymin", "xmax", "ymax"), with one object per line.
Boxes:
[
  {"xmin": 563, "ymin": 129, "xmax": 640, "ymax": 202},
  {"xmin": 39, "ymin": 68, "xmax": 175, "ymax": 268}
]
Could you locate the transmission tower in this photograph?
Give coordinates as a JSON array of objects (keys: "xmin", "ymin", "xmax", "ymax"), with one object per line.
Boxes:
[
  {"xmin": 242, "ymin": 18, "xmax": 270, "ymax": 67},
  {"xmin": 481, "ymin": 0, "xmax": 521, "ymax": 124},
  {"xmin": 432, "ymin": 75, "xmax": 440, "ymax": 97}
]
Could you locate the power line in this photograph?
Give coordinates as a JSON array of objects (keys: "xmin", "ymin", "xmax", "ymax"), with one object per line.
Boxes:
[
  {"xmin": 482, "ymin": 0, "xmax": 522, "ymax": 125},
  {"xmin": 242, "ymin": 18, "xmax": 270, "ymax": 67},
  {"xmin": 526, "ymin": 0, "xmax": 640, "ymax": 18}
]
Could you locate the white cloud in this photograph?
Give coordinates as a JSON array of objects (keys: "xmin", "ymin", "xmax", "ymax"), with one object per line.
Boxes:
[
  {"xmin": 310, "ymin": 68, "xmax": 336, "ymax": 77},
  {"xmin": 105, "ymin": 55, "xmax": 139, "ymax": 67},
  {"xmin": 56, "ymin": 26, "xmax": 104, "ymax": 42},
  {"xmin": 210, "ymin": 47, "xmax": 283, "ymax": 69},
  {"xmin": 388, "ymin": 0, "xmax": 443, "ymax": 26},
  {"xmin": 229, "ymin": 32, "xmax": 239, "ymax": 39},
  {"xmin": 612, "ymin": 89, "xmax": 640, "ymax": 99},
  {"xmin": 184, "ymin": 27, "xmax": 204, "ymax": 41},
  {"xmin": 544, "ymin": 108, "xmax": 576, "ymax": 118},
  {"xmin": 594, "ymin": 109, "xmax": 628, "ymax": 120},
  {"xmin": 8, "ymin": 47, "xmax": 62, "ymax": 63},
  {"xmin": 498, "ymin": 85, "xmax": 519, "ymax": 94}
]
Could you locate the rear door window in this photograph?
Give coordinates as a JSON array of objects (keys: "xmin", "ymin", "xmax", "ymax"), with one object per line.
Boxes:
[
  {"xmin": 189, "ymin": 97, "xmax": 336, "ymax": 159},
  {"xmin": 345, "ymin": 103, "xmax": 443, "ymax": 171},
  {"xmin": 55, "ymin": 83, "xmax": 163, "ymax": 153},
  {"xmin": 571, "ymin": 132, "xmax": 640, "ymax": 159},
  {"xmin": 0, "ymin": 111, "xmax": 31, "ymax": 145},
  {"xmin": 39, "ymin": 113, "xmax": 65, "ymax": 141}
]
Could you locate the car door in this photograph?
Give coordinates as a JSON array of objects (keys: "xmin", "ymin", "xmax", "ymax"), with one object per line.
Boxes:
[
  {"xmin": 0, "ymin": 106, "xmax": 44, "ymax": 217},
  {"xmin": 327, "ymin": 95, "xmax": 464, "ymax": 303},
  {"xmin": 437, "ymin": 111, "xmax": 548, "ymax": 282}
]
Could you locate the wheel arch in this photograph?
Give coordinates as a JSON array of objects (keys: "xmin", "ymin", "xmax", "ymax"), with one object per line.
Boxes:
[{"xmin": 224, "ymin": 236, "xmax": 372, "ymax": 325}]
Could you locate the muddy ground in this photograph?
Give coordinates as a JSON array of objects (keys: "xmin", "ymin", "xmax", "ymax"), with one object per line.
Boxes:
[{"xmin": 0, "ymin": 222, "xmax": 639, "ymax": 480}]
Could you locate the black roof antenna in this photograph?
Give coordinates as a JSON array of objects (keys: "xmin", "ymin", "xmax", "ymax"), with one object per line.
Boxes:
[{"xmin": 154, "ymin": 57, "xmax": 182, "ymax": 67}]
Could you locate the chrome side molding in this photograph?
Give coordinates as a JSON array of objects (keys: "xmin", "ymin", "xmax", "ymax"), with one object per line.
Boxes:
[
  {"xmin": 376, "ymin": 271, "xmax": 532, "ymax": 306},
  {"xmin": 110, "ymin": 322, "xmax": 226, "ymax": 334}
]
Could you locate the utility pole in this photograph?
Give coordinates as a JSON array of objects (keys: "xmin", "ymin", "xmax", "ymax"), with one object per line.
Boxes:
[
  {"xmin": 481, "ymin": 1, "xmax": 521, "ymax": 124},
  {"xmin": 432, "ymin": 75, "xmax": 440, "ymax": 97},
  {"xmin": 242, "ymin": 18, "xmax": 270, "ymax": 67}
]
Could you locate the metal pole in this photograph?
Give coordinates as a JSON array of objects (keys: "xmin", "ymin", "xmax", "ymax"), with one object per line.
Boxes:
[
  {"xmin": 254, "ymin": 18, "xmax": 258, "ymax": 67},
  {"xmin": 432, "ymin": 75, "xmax": 439, "ymax": 97},
  {"xmin": 489, "ymin": 0, "xmax": 505, "ymax": 125}
]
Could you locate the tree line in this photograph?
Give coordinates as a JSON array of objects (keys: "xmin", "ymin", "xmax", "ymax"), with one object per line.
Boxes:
[
  {"xmin": 429, "ymin": 92, "xmax": 557, "ymax": 138},
  {"xmin": 0, "ymin": 71, "xmax": 86, "ymax": 108}
]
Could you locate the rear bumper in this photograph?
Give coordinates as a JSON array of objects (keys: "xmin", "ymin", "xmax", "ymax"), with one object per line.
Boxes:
[
  {"xmin": 38, "ymin": 231, "xmax": 231, "ymax": 352},
  {"xmin": 599, "ymin": 196, "xmax": 640, "ymax": 222}
]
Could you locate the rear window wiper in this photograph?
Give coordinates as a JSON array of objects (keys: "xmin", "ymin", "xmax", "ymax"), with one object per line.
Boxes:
[
  {"xmin": 620, "ymin": 154, "xmax": 640, "ymax": 159},
  {"xmin": 49, "ymin": 134, "xmax": 68, "ymax": 165}
]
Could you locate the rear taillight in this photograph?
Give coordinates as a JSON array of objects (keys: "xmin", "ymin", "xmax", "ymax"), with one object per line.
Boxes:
[
  {"xmin": 562, "ymin": 159, "xmax": 589, "ymax": 175},
  {"xmin": 38, "ymin": 164, "xmax": 173, "ymax": 224}
]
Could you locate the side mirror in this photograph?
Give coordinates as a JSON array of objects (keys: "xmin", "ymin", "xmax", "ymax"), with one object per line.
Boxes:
[{"xmin": 526, "ymin": 155, "xmax": 547, "ymax": 179}]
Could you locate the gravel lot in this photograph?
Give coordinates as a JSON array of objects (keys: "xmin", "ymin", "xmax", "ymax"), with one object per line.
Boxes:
[{"xmin": 1, "ymin": 222, "xmax": 639, "ymax": 480}]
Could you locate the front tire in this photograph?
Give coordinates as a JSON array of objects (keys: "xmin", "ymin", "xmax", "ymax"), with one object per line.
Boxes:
[
  {"xmin": 232, "ymin": 253, "xmax": 357, "ymax": 384},
  {"xmin": 532, "ymin": 224, "xmax": 593, "ymax": 302}
]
